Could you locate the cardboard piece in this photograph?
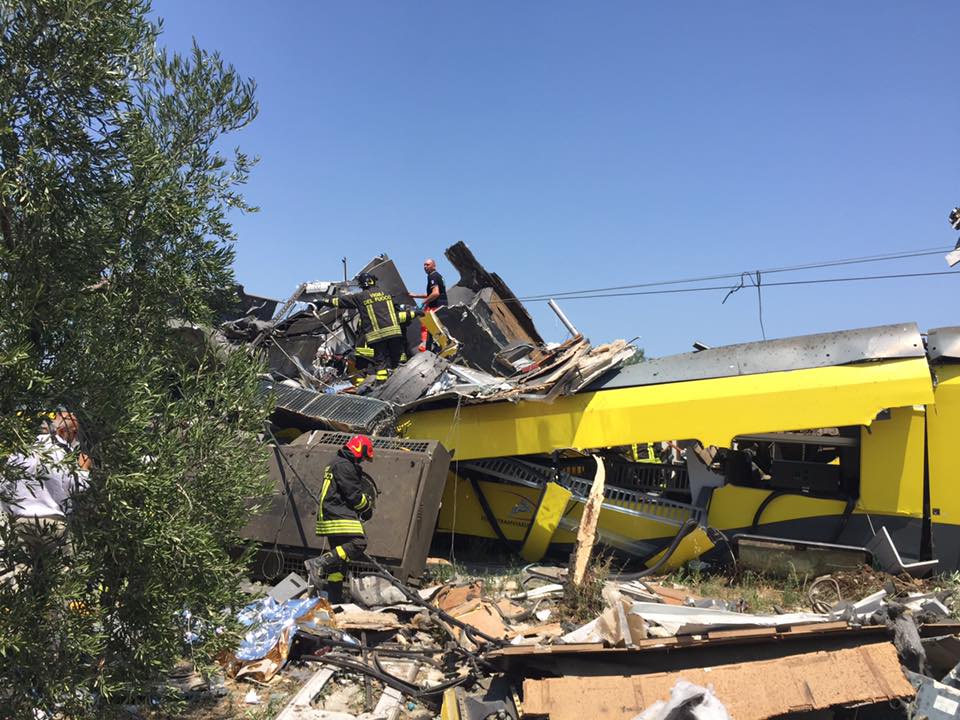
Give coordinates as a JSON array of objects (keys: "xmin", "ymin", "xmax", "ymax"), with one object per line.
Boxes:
[{"xmin": 522, "ymin": 642, "xmax": 914, "ymax": 720}]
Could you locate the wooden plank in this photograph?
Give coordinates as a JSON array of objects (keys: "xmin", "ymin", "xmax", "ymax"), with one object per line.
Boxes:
[
  {"xmin": 783, "ymin": 621, "xmax": 850, "ymax": 635},
  {"xmin": 567, "ymin": 456, "xmax": 605, "ymax": 589},
  {"xmin": 274, "ymin": 665, "xmax": 336, "ymax": 720},
  {"xmin": 707, "ymin": 627, "xmax": 778, "ymax": 640},
  {"xmin": 372, "ymin": 661, "xmax": 419, "ymax": 720}
]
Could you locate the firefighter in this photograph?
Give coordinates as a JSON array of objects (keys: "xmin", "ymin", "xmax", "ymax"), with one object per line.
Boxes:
[
  {"xmin": 316, "ymin": 273, "xmax": 418, "ymax": 382},
  {"xmin": 304, "ymin": 434, "xmax": 377, "ymax": 603}
]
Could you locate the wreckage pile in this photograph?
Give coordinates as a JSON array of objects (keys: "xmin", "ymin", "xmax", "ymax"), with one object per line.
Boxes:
[
  {"xmin": 179, "ymin": 561, "xmax": 960, "ymax": 720},
  {"xmin": 219, "ymin": 241, "xmax": 635, "ymax": 435}
]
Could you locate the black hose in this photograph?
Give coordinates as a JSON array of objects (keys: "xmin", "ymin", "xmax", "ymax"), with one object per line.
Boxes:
[
  {"xmin": 303, "ymin": 653, "xmax": 471, "ymax": 703},
  {"xmin": 752, "ymin": 489, "xmax": 857, "ymax": 543},
  {"xmin": 611, "ymin": 518, "xmax": 701, "ymax": 580},
  {"xmin": 751, "ymin": 490, "xmax": 787, "ymax": 534},
  {"xmin": 359, "ymin": 556, "xmax": 506, "ymax": 647}
]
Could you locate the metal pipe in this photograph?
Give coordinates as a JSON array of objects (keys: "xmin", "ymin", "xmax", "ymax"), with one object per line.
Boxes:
[{"xmin": 547, "ymin": 298, "xmax": 579, "ymax": 337}]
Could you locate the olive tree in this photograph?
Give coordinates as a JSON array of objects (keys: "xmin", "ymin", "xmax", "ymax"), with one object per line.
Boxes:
[{"xmin": 0, "ymin": 1, "xmax": 271, "ymax": 716}]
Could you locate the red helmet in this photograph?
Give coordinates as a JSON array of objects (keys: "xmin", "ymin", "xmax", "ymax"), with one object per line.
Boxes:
[{"xmin": 344, "ymin": 434, "xmax": 374, "ymax": 461}]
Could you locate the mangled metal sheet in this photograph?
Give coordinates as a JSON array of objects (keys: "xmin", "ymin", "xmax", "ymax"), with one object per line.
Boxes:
[
  {"xmin": 928, "ymin": 326, "xmax": 960, "ymax": 362},
  {"xmin": 262, "ymin": 381, "xmax": 394, "ymax": 434},
  {"xmin": 371, "ymin": 352, "xmax": 450, "ymax": 406},
  {"xmin": 444, "ymin": 241, "xmax": 543, "ymax": 346},
  {"xmin": 589, "ymin": 323, "xmax": 926, "ymax": 391}
]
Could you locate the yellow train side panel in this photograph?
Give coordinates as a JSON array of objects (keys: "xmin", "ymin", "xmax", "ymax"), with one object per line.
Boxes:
[
  {"xmin": 858, "ymin": 406, "xmax": 925, "ymax": 517},
  {"xmin": 405, "ymin": 358, "xmax": 934, "ymax": 461},
  {"xmin": 929, "ymin": 365, "xmax": 960, "ymax": 526},
  {"xmin": 521, "ymin": 482, "xmax": 573, "ymax": 562},
  {"xmin": 707, "ymin": 484, "xmax": 849, "ymax": 531}
]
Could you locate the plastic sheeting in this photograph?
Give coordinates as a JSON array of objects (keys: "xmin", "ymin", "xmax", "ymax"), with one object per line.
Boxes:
[
  {"xmin": 236, "ymin": 596, "xmax": 322, "ymax": 661},
  {"xmin": 634, "ymin": 681, "xmax": 731, "ymax": 720}
]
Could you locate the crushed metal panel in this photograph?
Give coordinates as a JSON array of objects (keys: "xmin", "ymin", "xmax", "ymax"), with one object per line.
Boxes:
[
  {"xmin": 928, "ymin": 326, "xmax": 960, "ymax": 362},
  {"xmin": 444, "ymin": 241, "xmax": 543, "ymax": 345},
  {"xmin": 405, "ymin": 356, "xmax": 935, "ymax": 461},
  {"xmin": 588, "ymin": 322, "xmax": 926, "ymax": 391},
  {"xmin": 263, "ymin": 381, "xmax": 395, "ymax": 434},
  {"xmin": 434, "ymin": 304, "xmax": 514, "ymax": 375},
  {"xmin": 241, "ymin": 433, "xmax": 451, "ymax": 581},
  {"xmin": 521, "ymin": 642, "xmax": 914, "ymax": 720},
  {"xmin": 371, "ymin": 351, "xmax": 450, "ymax": 406}
]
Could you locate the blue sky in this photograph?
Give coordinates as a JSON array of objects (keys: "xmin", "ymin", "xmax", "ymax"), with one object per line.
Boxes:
[{"xmin": 154, "ymin": 2, "xmax": 958, "ymax": 357}]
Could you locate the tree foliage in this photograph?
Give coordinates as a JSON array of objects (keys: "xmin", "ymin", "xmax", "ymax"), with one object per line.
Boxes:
[{"xmin": 0, "ymin": 1, "xmax": 270, "ymax": 716}]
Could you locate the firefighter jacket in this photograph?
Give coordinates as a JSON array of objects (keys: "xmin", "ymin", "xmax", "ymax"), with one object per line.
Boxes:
[
  {"xmin": 315, "ymin": 452, "xmax": 373, "ymax": 536},
  {"xmin": 329, "ymin": 289, "xmax": 403, "ymax": 344},
  {"xmin": 355, "ymin": 308, "xmax": 419, "ymax": 360}
]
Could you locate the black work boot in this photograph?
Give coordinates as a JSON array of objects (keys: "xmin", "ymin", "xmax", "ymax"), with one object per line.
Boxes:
[{"xmin": 303, "ymin": 552, "xmax": 337, "ymax": 592}]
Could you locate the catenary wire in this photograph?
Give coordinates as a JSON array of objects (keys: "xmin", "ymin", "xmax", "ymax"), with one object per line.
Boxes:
[
  {"xmin": 506, "ymin": 269, "xmax": 958, "ymax": 302},
  {"xmin": 512, "ymin": 246, "xmax": 954, "ymax": 302}
]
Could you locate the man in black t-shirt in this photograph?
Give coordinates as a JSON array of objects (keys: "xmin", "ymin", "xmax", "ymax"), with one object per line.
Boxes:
[{"xmin": 411, "ymin": 258, "xmax": 447, "ymax": 352}]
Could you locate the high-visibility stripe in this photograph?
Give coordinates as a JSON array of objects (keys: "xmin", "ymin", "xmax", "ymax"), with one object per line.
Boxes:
[
  {"xmin": 366, "ymin": 325, "xmax": 402, "ymax": 342},
  {"xmin": 315, "ymin": 466, "xmax": 335, "ymax": 536},
  {"xmin": 354, "ymin": 495, "xmax": 369, "ymax": 511},
  {"xmin": 316, "ymin": 519, "xmax": 364, "ymax": 535},
  {"xmin": 335, "ymin": 545, "xmax": 348, "ymax": 560},
  {"xmin": 376, "ymin": 370, "xmax": 388, "ymax": 380},
  {"xmin": 327, "ymin": 572, "xmax": 344, "ymax": 582},
  {"xmin": 356, "ymin": 346, "xmax": 375, "ymax": 358}
]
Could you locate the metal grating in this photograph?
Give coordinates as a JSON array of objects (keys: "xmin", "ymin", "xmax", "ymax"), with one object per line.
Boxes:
[
  {"xmin": 262, "ymin": 381, "xmax": 395, "ymax": 432},
  {"xmin": 460, "ymin": 457, "xmax": 702, "ymax": 527},
  {"xmin": 309, "ymin": 431, "xmax": 432, "ymax": 453},
  {"xmin": 560, "ymin": 459, "xmax": 690, "ymax": 494}
]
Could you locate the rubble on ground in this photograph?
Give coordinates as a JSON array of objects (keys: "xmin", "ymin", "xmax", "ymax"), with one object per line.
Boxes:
[{"xmin": 162, "ymin": 559, "xmax": 960, "ymax": 720}]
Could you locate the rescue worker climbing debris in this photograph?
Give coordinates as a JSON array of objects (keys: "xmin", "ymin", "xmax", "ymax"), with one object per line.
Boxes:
[
  {"xmin": 411, "ymin": 258, "xmax": 447, "ymax": 352},
  {"xmin": 315, "ymin": 272, "xmax": 419, "ymax": 382},
  {"xmin": 304, "ymin": 434, "xmax": 378, "ymax": 603}
]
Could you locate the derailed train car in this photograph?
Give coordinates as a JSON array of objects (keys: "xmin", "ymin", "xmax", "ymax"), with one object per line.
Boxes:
[
  {"xmin": 230, "ymin": 243, "xmax": 960, "ymax": 576},
  {"xmin": 401, "ymin": 323, "xmax": 960, "ymax": 572}
]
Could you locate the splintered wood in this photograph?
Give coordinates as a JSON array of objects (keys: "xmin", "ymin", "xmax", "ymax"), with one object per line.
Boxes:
[
  {"xmin": 522, "ymin": 642, "xmax": 915, "ymax": 720},
  {"xmin": 568, "ymin": 455, "xmax": 605, "ymax": 589}
]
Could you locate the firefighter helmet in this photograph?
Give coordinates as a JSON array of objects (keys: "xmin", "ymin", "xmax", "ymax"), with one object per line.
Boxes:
[
  {"xmin": 356, "ymin": 272, "xmax": 378, "ymax": 288},
  {"xmin": 344, "ymin": 434, "xmax": 374, "ymax": 461}
]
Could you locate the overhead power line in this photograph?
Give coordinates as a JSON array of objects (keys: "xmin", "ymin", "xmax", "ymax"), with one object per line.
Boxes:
[
  {"xmin": 517, "ymin": 246, "xmax": 954, "ymax": 302},
  {"xmin": 517, "ymin": 270, "xmax": 957, "ymax": 301}
]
